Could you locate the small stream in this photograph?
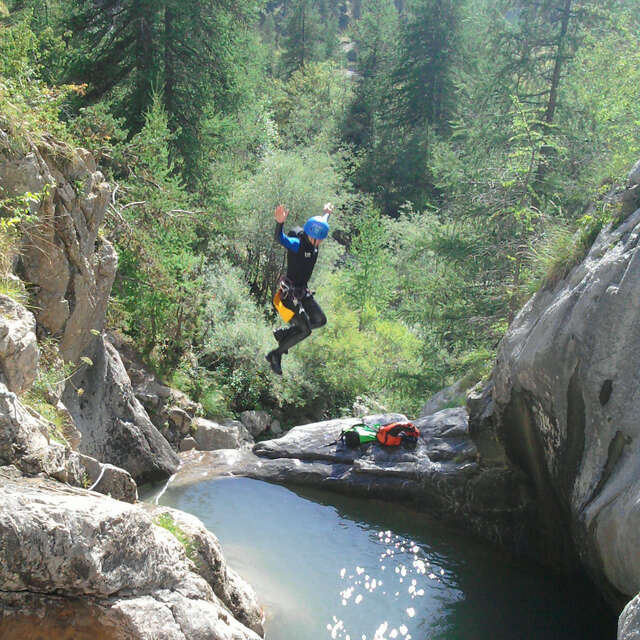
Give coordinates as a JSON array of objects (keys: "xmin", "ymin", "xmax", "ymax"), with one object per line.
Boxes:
[{"xmin": 149, "ymin": 476, "xmax": 613, "ymax": 640}]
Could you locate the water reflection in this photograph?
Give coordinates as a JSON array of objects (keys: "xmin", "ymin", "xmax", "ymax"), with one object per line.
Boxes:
[{"xmin": 151, "ymin": 477, "xmax": 614, "ymax": 640}]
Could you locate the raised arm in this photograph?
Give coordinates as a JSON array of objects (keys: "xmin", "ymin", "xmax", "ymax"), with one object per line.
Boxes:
[{"xmin": 274, "ymin": 204, "xmax": 300, "ymax": 252}]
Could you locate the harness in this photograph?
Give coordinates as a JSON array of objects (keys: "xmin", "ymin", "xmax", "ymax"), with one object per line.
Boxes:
[{"xmin": 278, "ymin": 276, "xmax": 310, "ymax": 305}]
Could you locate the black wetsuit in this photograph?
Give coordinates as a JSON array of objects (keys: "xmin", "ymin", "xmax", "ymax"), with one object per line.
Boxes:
[{"xmin": 273, "ymin": 222, "xmax": 327, "ymax": 354}]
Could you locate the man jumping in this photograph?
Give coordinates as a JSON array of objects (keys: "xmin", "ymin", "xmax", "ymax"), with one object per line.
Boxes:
[{"xmin": 266, "ymin": 202, "xmax": 333, "ymax": 375}]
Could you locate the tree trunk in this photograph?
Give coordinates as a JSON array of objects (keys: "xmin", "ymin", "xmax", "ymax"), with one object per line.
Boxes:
[
  {"xmin": 536, "ymin": 0, "xmax": 573, "ymax": 185},
  {"xmin": 164, "ymin": 3, "xmax": 176, "ymax": 123}
]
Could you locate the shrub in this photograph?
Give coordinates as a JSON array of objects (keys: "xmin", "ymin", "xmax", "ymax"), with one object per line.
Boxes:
[{"xmin": 153, "ymin": 513, "xmax": 197, "ymax": 561}]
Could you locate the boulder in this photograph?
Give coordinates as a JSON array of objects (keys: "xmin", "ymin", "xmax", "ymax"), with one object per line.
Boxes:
[
  {"xmin": 0, "ymin": 295, "xmax": 39, "ymax": 394},
  {"xmin": 420, "ymin": 379, "xmax": 467, "ymax": 416},
  {"xmin": 192, "ymin": 417, "xmax": 252, "ymax": 451},
  {"xmin": 171, "ymin": 413, "xmax": 534, "ymax": 551},
  {"xmin": 109, "ymin": 331, "xmax": 202, "ymax": 448},
  {"xmin": 239, "ymin": 410, "xmax": 271, "ymax": 438},
  {"xmin": 168, "ymin": 406, "xmax": 192, "ymax": 436},
  {"xmin": 142, "ymin": 505, "xmax": 264, "ymax": 636},
  {"xmin": 628, "ymin": 158, "xmax": 640, "ymax": 186},
  {"xmin": 493, "ymin": 204, "xmax": 640, "ymax": 606},
  {"xmin": 62, "ymin": 337, "xmax": 179, "ymax": 484},
  {"xmin": 179, "ymin": 436, "xmax": 197, "ymax": 452},
  {"xmin": 0, "ymin": 470, "xmax": 262, "ymax": 640},
  {"xmin": 269, "ymin": 419, "xmax": 282, "ymax": 436},
  {"xmin": 0, "ymin": 382, "xmax": 135, "ymax": 502},
  {"xmin": 619, "ymin": 594, "xmax": 640, "ymax": 640}
]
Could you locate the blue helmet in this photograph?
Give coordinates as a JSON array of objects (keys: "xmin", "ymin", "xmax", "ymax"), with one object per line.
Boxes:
[{"xmin": 303, "ymin": 214, "xmax": 330, "ymax": 240}]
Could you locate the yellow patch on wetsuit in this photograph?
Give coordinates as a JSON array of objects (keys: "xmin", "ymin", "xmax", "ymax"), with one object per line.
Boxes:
[{"xmin": 273, "ymin": 290, "xmax": 295, "ymax": 322}]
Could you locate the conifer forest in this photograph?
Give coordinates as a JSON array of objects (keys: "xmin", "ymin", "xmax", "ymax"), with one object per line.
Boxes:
[{"xmin": 1, "ymin": 0, "xmax": 639, "ymax": 424}]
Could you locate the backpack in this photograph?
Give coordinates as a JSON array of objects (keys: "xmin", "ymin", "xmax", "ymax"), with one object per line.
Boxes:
[
  {"xmin": 339, "ymin": 423, "xmax": 380, "ymax": 448},
  {"xmin": 376, "ymin": 422, "xmax": 420, "ymax": 448}
]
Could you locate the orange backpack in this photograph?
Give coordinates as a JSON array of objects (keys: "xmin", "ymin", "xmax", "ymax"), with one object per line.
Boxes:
[{"xmin": 376, "ymin": 422, "xmax": 420, "ymax": 447}]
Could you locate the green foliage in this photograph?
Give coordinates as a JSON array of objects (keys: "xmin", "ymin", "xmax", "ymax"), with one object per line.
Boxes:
[
  {"xmin": 0, "ymin": 275, "xmax": 27, "ymax": 305},
  {"xmin": 280, "ymin": 0, "xmax": 324, "ymax": 76},
  {"xmin": 527, "ymin": 221, "xmax": 583, "ymax": 290},
  {"xmin": 109, "ymin": 95, "xmax": 204, "ymax": 367},
  {"xmin": 271, "ymin": 61, "xmax": 352, "ymax": 148},
  {"xmin": 153, "ymin": 513, "xmax": 197, "ymax": 560},
  {"xmin": 0, "ymin": 16, "xmax": 76, "ymax": 145},
  {"xmin": 64, "ymin": 0, "xmax": 261, "ymax": 187},
  {"xmin": 342, "ymin": 0, "xmax": 398, "ymax": 150},
  {"xmin": 560, "ymin": 10, "xmax": 640, "ymax": 188},
  {"xmin": 67, "ymin": 101, "xmax": 129, "ymax": 157},
  {"xmin": 297, "ymin": 282, "xmax": 425, "ymax": 416},
  {"xmin": 345, "ymin": 206, "xmax": 392, "ymax": 327},
  {"xmin": 194, "ymin": 260, "xmax": 302, "ymax": 415},
  {"xmin": 5, "ymin": 0, "xmax": 638, "ymax": 426},
  {"xmin": 392, "ymin": 0, "xmax": 462, "ymax": 130}
]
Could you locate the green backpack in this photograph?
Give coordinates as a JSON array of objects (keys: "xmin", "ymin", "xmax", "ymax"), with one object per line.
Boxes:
[{"xmin": 339, "ymin": 423, "xmax": 380, "ymax": 448}]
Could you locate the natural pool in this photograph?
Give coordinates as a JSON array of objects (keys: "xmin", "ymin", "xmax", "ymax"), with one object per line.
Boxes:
[{"xmin": 151, "ymin": 476, "xmax": 613, "ymax": 640}]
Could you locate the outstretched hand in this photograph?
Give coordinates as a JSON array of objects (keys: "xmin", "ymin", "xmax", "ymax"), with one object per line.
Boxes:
[
  {"xmin": 323, "ymin": 202, "xmax": 334, "ymax": 217},
  {"xmin": 275, "ymin": 204, "xmax": 289, "ymax": 224}
]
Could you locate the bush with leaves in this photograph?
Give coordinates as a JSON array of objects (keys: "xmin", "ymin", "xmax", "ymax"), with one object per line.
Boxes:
[
  {"xmin": 227, "ymin": 146, "xmax": 348, "ymax": 306},
  {"xmin": 193, "ymin": 260, "xmax": 309, "ymax": 416}
]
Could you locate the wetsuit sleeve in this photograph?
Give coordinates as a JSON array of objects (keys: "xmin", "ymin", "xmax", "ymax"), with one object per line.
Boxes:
[{"xmin": 275, "ymin": 222, "xmax": 300, "ymax": 253}]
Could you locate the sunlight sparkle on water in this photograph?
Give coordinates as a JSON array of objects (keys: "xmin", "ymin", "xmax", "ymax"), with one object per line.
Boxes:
[{"xmin": 326, "ymin": 530, "xmax": 440, "ymax": 639}]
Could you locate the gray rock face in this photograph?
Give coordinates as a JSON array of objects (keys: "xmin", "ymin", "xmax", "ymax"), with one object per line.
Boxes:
[
  {"xmin": 62, "ymin": 337, "xmax": 179, "ymax": 484},
  {"xmin": 142, "ymin": 505, "xmax": 264, "ymax": 637},
  {"xmin": 629, "ymin": 158, "xmax": 640, "ymax": 186},
  {"xmin": 0, "ymin": 383, "xmax": 135, "ymax": 502},
  {"xmin": 193, "ymin": 417, "xmax": 253, "ymax": 451},
  {"xmin": 1, "ymin": 145, "xmax": 174, "ymax": 483},
  {"xmin": 239, "ymin": 410, "xmax": 271, "ymax": 438},
  {"xmin": 0, "ymin": 469, "xmax": 262, "ymax": 640},
  {"xmin": 493, "ymin": 206, "xmax": 640, "ymax": 607},
  {"xmin": 0, "ymin": 295, "xmax": 39, "ymax": 395},
  {"xmin": 0, "ymin": 145, "xmax": 116, "ymax": 364},
  {"xmin": 620, "ymin": 594, "xmax": 640, "ymax": 640},
  {"xmin": 173, "ymin": 413, "xmax": 534, "ymax": 550},
  {"xmin": 110, "ymin": 331, "xmax": 203, "ymax": 448},
  {"xmin": 420, "ymin": 379, "xmax": 467, "ymax": 416}
]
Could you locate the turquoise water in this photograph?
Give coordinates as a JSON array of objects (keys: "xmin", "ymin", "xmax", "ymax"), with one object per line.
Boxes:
[{"xmin": 155, "ymin": 477, "xmax": 613, "ymax": 640}]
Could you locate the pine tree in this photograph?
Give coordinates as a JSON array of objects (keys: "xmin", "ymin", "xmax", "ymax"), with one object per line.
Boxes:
[
  {"xmin": 343, "ymin": 0, "xmax": 399, "ymax": 149},
  {"xmin": 280, "ymin": 0, "xmax": 323, "ymax": 75},
  {"xmin": 392, "ymin": 0, "xmax": 463, "ymax": 131},
  {"xmin": 64, "ymin": 0, "xmax": 260, "ymax": 187}
]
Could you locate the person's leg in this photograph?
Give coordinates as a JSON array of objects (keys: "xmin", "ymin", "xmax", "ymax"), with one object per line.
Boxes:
[
  {"xmin": 266, "ymin": 307, "xmax": 311, "ymax": 374},
  {"xmin": 276, "ymin": 309, "xmax": 311, "ymax": 353},
  {"xmin": 302, "ymin": 295, "xmax": 326, "ymax": 330}
]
